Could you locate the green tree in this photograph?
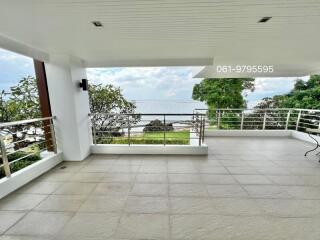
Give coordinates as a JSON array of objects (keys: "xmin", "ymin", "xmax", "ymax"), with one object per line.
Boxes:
[
  {"xmin": 192, "ymin": 78, "xmax": 255, "ymax": 109},
  {"xmin": 0, "ymin": 76, "xmax": 40, "ymax": 122},
  {"xmin": 89, "ymin": 84, "xmax": 140, "ymax": 142},
  {"xmin": 256, "ymin": 75, "xmax": 320, "ymax": 109},
  {"xmin": 0, "ymin": 90, "xmax": 12, "ymax": 122},
  {"xmin": 192, "ymin": 78, "xmax": 255, "ymax": 128},
  {"xmin": 6, "ymin": 76, "xmax": 41, "ymax": 121}
]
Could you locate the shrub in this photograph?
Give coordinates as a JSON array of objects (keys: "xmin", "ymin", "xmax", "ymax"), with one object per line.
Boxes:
[{"xmin": 0, "ymin": 151, "xmax": 41, "ymax": 179}]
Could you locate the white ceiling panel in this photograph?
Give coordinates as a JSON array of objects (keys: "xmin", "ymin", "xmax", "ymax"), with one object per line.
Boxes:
[{"xmin": 0, "ymin": 0, "xmax": 319, "ymax": 75}]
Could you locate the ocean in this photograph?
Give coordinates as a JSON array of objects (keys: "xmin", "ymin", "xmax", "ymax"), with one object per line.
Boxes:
[
  {"xmin": 125, "ymin": 100, "xmax": 207, "ymax": 133},
  {"xmin": 133, "ymin": 100, "xmax": 207, "ymax": 114}
]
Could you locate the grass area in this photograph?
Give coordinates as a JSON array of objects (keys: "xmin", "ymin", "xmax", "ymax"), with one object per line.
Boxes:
[{"xmin": 106, "ymin": 130, "xmax": 190, "ymax": 145}]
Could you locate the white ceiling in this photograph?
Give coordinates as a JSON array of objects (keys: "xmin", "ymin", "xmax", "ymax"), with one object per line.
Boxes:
[{"xmin": 1, "ymin": 0, "xmax": 320, "ymax": 76}]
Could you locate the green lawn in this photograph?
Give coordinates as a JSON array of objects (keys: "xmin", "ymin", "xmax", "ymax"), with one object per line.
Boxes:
[{"xmin": 109, "ymin": 130, "xmax": 190, "ymax": 145}]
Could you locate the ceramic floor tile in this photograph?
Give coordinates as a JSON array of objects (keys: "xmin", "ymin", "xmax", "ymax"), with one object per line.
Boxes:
[
  {"xmin": 35, "ymin": 195, "xmax": 86, "ymax": 212},
  {"xmin": 16, "ymin": 181, "xmax": 62, "ymax": 194},
  {"xmin": 243, "ymin": 185, "xmax": 292, "ymax": 199},
  {"xmin": 7, "ymin": 212, "xmax": 73, "ymax": 236},
  {"xmin": 61, "ymin": 213, "xmax": 120, "ymax": 238},
  {"xmin": 79, "ymin": 195, "xmax": 127, "ymax": 212},
  {"xmin": 168, "ymin": 174, "xmax": 202, "ymax": 183},
  {"xmin": 233, "ymin": 175, "xmax": 272, "ymax": 185},
  {"xmin": 131, "ymin": 183, "xmax": 168, "ymax": 196},
  {"xmin": 115, "ymin": 214, "xmax": 169, "ymax": 239},
  {"xmin": 0, "ymin": 211, "xmax": 26, "ymax": 234},
  {"xmin": 92, "ymin": 183, "xmax": 132, "ymax": 195},
  {"xmin": 170, "ymin": 197, "xmax": 217, "ymax": 214},
  {"xmin": 207, "ymin": 185, "xmax": 249, "ymax": 198},
  {"xmin": 169, "ymin": 184, "xmax": 208, "ymax": 197},
  {"xmin": 135, "ymin": 173, "xmax": 167, "ymax": 183},
  {"xmin": 201, "ymin": 174, "xmax": 237, "ymax": 184},
  {"xmin": 0, "ymin": 194, "xmax": 47, "ymax": 211},
  {"xmin": 54, "ymin": 182, "xmax": 97, "ymax": 195},
  {"xmin": 125, "ymin": 196, "xmax": 168, "ymax": 213}
]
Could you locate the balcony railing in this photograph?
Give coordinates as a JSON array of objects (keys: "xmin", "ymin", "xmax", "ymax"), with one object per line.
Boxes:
[
  {"xmin": 194, "ymin": 108, "xmax": 320, "ymax": 132},
  {"xmin": 89, "ymin": 113, "xmax": 206, "ymax": 146},
  {"xmin": 0, "ymin": 116, "xmax": 57, "ymax": 179}
]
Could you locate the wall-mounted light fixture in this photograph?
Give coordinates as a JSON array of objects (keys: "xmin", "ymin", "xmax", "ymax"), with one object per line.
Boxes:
[{"xmin": 79, "ymin": 79, "xmax": 88, "ymax": 91}]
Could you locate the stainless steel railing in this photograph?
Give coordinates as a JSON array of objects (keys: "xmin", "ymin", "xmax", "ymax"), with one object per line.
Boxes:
[
  {"xmin": 194, "ymin": 108, "xmax": 320, "ymax": 132},
  {"xmin": 89, "ymin": 113, "xmax": 206, "ymax": 146},
  {"xmin": 0, "ymin": 116, "xmax": 57, "ymax": 178}
]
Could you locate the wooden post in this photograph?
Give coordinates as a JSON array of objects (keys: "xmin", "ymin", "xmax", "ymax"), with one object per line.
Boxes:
[{"xmin": 34, "ymin": 60, "xmax": 53, "ymax": 151}]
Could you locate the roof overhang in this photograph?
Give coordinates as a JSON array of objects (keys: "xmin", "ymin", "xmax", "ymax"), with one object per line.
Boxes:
[{"xmin": 0, "ymin": 0, "xmax": 320, "ymax": 76}]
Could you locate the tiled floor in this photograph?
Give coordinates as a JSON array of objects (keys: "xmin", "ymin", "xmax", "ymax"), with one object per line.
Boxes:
[{"xmin": 1, "ymin": 137, "xmax": 320, "ymax": 239}]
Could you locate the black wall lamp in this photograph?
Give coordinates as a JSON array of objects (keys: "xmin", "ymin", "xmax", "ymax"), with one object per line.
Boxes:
[{"xmin": 79, "ymin": 79, "xmax": 88, "ymax": 91}]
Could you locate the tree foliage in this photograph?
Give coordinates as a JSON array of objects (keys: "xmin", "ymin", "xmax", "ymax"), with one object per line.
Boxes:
[
  {"xmin": 0, "ymin": 76, "xmax": 40, "ymax": 122},
  {"xmin": 192, "ymin": 78, "xmax": 255, "ymax": 109},
  {"xmin": 89, "ymin": 84, "xmax": 140, "ymax": 141},
  {"xmin": 255, "ymin": 75, "xmax": 320, "ymax": 109}
]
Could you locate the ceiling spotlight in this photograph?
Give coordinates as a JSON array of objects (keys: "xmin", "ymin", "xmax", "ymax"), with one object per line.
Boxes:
[
  {"xmin": 92, "ymin": 21, "xmax": 103, "ymax": 27},
  {"xmin": 258, "ymin": 17, "xmax": 272, "ymax": 23}
]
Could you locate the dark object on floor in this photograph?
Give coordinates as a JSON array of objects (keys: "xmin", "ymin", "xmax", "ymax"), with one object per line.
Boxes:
[{"xmin": 304, "ymin": 128, "xmax": 320, "ymax": 162}]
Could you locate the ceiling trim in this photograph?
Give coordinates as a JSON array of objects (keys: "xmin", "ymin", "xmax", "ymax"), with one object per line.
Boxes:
[
  {"xmin": 0, "ymin": 34, "xmax": 49, "ymax": 62},
  {"xmin": 193, "ymin": 66, "xmax": 311, "ymax": 78},
  {"xmin": 85, "ymin": 58, "xmax": 213, "ymax": 68}
]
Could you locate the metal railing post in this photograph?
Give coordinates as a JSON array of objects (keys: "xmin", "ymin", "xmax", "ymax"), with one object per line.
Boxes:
[
  {"xmin": 199, "ymin": 116, "xmax": 202, "ymax": 146},
  {"xmin": 217, "ymin": 110, "xmax": 221, "ymax": 129},
  {"xmin": 0, "ymin": 137, "xmax": 11, "ymax": 177},
  {"xmin": 163, "ymin": 114, "xmax": 166, "ymax": 146},
  {"xmin": 285, "ymin": 110, "xmax": 291, "ymax": 130},
  {"xmin": 49, "ymin": 119, "xmax": 58, "ymax": 153},
  {"xmin": 296, "ymin": 110, "xmax": 302, "ymax": 131},
  {"xmin": 127, "ymin": 115, "xmax": 131, "ymax": 146},
  {"xmin": 92, "ymin": 118, "xmax": 97, "ymax": 145},
  {"xmin": 202, "ymin": 117, "xmax": 205, "ymax": 143},
  {"xmin": 262, "ymin": 111, "xmax": 267, "ymax": 130},
  {"xmin": 240, "ymin": 110, "xmax": 244, "ymax": 130}
]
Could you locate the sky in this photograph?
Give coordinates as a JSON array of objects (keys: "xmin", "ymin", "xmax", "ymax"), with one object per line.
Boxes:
[
  {"xmin": 0, "ymin": 48, "xmax": 309, "ymax": 110},
  {"xmin": 86, "ymin": 67, "xmax": 309, "ymax": 109},
  {"xmin": 0, "ymin": 48, "xmax": 35, "ymax": 91}
]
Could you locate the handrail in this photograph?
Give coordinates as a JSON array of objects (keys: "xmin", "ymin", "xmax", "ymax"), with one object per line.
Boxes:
[
  {"xmin": 193, "ymin": 108, "xmax": 320, "ymax": 133},
  {"xmin": 0, "ymin": 116, "xmax": 56, "ymax": 128},
  {"xmin": 0, "ymin": 116, "xmax": 57, "ymax": 179},
  {"xmin": 89, "ymin": 113, "xmax": 205, "ymax": 146},
  {"xmin": 194, "ymin": 108, "xmax": 320, "ymax": 112},
  {"xmin": 90, "ymin": 113, "xmax": 206, "ymax": 116}
]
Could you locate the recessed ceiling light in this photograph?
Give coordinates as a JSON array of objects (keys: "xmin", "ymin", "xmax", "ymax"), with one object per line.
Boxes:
[
  {"xmin": 258, "ymin": 17, "xmax": 272, "ymax": 23},
  {"xmin": 92, "ymin": 21, "xmax": 103, "ymax": 27}
]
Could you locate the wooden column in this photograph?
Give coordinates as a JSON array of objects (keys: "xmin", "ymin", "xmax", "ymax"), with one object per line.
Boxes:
[{"xmin": 34, "ymin": 60, "xmax": 53, "ymax": 151}]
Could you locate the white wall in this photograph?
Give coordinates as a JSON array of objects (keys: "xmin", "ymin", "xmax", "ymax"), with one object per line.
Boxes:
[
  {"xmin": 91, "ymin": 144, "xmax": 208, "ymax": 155},
  {"xmin": 205, "ymin": 130, "xmax": 292, "ymax": 137},
  {"xmin": 45, "ymin": 55, "xmax": 91, "ymax": 161}
]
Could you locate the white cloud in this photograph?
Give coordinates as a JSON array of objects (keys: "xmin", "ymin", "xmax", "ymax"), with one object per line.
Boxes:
[
  {"xmin": 165, "ymin": 90, "xmax": 177, "ymax": 97},
  {"xmin": 254, "ymin": 76, "xmax": 309, "ymax": 93},
  {"xmin": 87, "ymin": 67, "xmax": 306, "ymax": 110},
  {"xmin": 86, "ymin": 67, "xmax": 203, "ymax": 101},
  {"xmin": 246, "ymin": 76, "xmax": 310, "ymax": 108}
]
